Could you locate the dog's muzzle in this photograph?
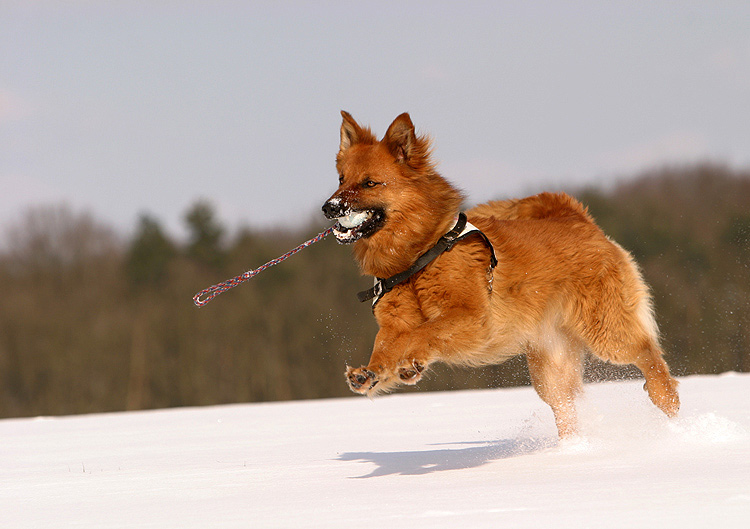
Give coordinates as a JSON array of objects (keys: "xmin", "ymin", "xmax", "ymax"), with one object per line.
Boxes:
[
  {"xmin": 322, "ymin": 197, "xmax": 346, "ymax": 219},
  {"xmin": 322, "ymin": 198, "xmax": 385, "ymax": 244}
]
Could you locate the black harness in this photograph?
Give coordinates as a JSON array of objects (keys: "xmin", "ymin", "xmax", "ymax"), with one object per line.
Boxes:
[{"xmin": 357, "ymin": 212, "xmax": 498, "ymax": 308}]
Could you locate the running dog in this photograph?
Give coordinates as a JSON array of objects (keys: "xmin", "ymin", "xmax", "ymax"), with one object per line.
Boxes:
[{"xmin": 322, "ymin": 111, "xmax": 679, "ymax": 438}]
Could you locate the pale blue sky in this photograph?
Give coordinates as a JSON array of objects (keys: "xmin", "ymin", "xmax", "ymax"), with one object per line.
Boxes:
[{"xmin": 2, "ymin": 1, "xmax": 749, "ymax": 239}]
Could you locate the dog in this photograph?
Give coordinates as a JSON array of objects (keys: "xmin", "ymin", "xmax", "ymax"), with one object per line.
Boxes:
[{"xmin": 322, "ymin": 111, "xmax": 679, "ymax": 438}]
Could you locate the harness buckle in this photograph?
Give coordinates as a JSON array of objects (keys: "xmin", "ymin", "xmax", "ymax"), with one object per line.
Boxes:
[{"xmin": 373, "ymin": 280, "xmax": 384, "ymax": 300}]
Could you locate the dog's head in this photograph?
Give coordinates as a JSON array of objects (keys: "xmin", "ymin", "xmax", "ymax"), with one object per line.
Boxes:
[{"xmin": 322, "ymin": 111, "xmax": 441, "ymax": 244}]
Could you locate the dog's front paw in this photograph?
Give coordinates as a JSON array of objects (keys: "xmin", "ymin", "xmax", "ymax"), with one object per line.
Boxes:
[
  {"xmin": 397, "ymin": 359, "xmax": 425, "ymax": 384},
  {"xmin": 346, "ymin": 366, "xmax": 378, "ymax": 394}
]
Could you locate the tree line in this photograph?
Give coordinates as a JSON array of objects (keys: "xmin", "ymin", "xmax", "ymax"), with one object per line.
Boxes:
[{"xmin": 0, "ymin": 163, "xmax": 747, "ymax": 418}]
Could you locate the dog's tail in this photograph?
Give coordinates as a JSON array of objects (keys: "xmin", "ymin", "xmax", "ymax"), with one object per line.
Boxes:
[{"xmin": 470, "ymin": 192, "xmax": 593, "ymax": 224}]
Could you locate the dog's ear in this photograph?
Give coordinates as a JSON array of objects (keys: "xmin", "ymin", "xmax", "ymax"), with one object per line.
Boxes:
[
  {"xmin": 340, "ymin": 111, "xmax": 366, "ymax": 153},
  {"xmin": 383, "ymin": 113, "xmax": 416, "ymax": 163}
]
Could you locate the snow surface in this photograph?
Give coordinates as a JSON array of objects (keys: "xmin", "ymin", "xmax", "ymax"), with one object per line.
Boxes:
[{"xmin": 2, "ymin": 374, "xmax": 749, "ymax": 528}]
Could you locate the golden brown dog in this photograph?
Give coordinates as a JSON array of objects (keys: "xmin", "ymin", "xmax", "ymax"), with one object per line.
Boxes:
[{"xmin": 322, "ymin": 111, "xmax": 679, "ymax": 438}]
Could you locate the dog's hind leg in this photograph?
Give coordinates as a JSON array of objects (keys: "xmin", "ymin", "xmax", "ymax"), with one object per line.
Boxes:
[
  {"xmin": 583, "ymin": 321, "xmax": 680, "ymax": 418},
  {"xmin": 525, "ymin": 333, "xmax": 584, "ymax": 439},
  {"xmin": 592, "ymin": 244, "xmax": 680, "ymax": 417},
  {"xmin": 633, "ymin": 341, "xmax": 680, "ymax": 417},
  {"xmin": 588, "ymin": 335, "xmax": 680, "ymax": 418},
  {"xmin": 579, "ymin": 280, "xmax": 680, "ymax": 419}
]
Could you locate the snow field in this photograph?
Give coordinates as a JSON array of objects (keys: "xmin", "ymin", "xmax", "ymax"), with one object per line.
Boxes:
[{"xmin": 1, "ymin": 373, "xmax": 748, "ymax": 528}]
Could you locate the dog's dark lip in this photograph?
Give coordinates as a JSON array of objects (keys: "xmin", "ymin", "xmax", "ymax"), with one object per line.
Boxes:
[{"xmin": 331, "ymin": 208, "xmax": 386, "ymax": 244}]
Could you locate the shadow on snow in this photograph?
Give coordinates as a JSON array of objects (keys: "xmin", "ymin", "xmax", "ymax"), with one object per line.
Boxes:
[{"xmin": 336, "ymin": 436, "xmax": 555, "ymax": 478}]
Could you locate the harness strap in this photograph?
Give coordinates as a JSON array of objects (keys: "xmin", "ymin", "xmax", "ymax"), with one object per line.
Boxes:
[{"xmin": 357, "ymin": 212, "xmax": 497, "ymax": 307}]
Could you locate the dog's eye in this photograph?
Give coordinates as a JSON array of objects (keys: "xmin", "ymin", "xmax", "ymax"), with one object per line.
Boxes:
[
  {"xmin": 338, "ymin": 175, "xmax": 345, "ymax": 185},
  {"xmin": 362, "ymin": 179, "xmax": 380, "ymax": 188}
]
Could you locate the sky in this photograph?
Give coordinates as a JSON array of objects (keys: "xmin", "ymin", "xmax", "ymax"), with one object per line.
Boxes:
[{"xmin": 2, "ymin": 1, "xmax": 750, "ymax": 240}]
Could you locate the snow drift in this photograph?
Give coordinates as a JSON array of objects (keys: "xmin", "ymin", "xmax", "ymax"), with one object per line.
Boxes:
[{"xmin": 1, "ymin": 374, "xmax": 749, "ymax": 528}]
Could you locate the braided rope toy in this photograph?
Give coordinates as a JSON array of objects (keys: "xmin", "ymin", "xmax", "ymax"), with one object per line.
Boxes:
[{"xmin": 192, "ymin": 226, "xmax": 334, "ymax": 307}]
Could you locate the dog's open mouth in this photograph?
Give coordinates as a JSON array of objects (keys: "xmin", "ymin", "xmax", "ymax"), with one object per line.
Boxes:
[{"xmin": 332, "ymin": 208, "xmax": 385, "ymax": 243}]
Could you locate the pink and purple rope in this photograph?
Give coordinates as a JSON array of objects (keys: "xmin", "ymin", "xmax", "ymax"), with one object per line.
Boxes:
[{"xmin": 192, "ymin": 226, "xmax": 334, "ymax": 307}]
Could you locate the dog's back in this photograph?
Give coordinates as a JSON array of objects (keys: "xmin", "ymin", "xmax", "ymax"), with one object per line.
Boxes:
[{"xmin": 469, "ymin": 191, "xmax": 593, "ymax": 223}]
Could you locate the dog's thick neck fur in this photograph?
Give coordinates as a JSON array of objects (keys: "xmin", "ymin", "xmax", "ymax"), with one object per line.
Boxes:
[
  {"xmin": 337, "ymin": 112, "xmax": 464, "ymax": 278},
  {"xmin": 353, "ymin": 181, "xmax": 463, "ymax": 279}
]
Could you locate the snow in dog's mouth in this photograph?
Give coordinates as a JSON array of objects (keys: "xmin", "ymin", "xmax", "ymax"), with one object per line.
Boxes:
[{"xmin": 332, "ymin": 209, "xmax": 385, "ymax": 243}]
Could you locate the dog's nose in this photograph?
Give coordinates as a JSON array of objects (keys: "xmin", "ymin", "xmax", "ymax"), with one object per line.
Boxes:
[{"xmin": 322, "ymin": 199, "xmax": 344, "ymax": 219}]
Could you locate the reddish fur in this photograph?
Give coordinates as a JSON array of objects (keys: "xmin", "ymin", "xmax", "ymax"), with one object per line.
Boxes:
[{"xmin": 326, "ymin": 112, "xmax": 679, "ymax": 438}]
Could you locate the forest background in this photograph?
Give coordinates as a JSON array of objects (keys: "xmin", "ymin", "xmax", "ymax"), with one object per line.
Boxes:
[{"xmin": 1, "ymin": 163, "xmax": 748, "ymax": 418}]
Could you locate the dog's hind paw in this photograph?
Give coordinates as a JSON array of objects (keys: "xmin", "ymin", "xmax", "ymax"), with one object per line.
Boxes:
[{"xmin": 345, "ymin": 366, "xmax": 378, "ymax": 394}]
